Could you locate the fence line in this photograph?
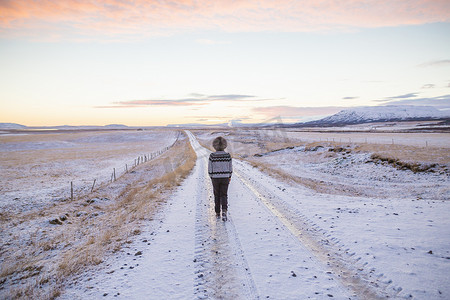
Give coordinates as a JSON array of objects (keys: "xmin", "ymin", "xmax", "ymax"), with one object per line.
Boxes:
[
  {"xmin": 290, "ymin": 136, "xmax": 432, "ymax": 148},
  {"xmin": 69, "ymin": 131, "xmax": 182, "ymax": 200}
]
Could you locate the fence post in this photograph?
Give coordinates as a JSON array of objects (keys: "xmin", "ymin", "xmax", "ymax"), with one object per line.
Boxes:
[
  {"xmin": 91, "ymin": 179, "xmax": 96, "ymax": 192},
  {"xmin": 126, "ymin": 164, "xmax": 128, "ymax": 173},
  {"xmin": 71, "ymin": 181, "xmax": 73, "ymax": 200},
  {"xmin": 113, "ymin": 168, "xmax": 116, "ymax": 181}
]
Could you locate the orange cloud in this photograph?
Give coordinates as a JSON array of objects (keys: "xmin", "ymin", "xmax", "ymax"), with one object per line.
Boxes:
[
  {"xmin": 95, "ymin": 94, "xmax": 273, "ymax": 108},
  {"xmin": 1, "ymin": 0, "xmax": 449, "ymax": 40}
]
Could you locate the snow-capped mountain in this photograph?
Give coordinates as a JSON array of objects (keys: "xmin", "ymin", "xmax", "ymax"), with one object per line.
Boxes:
[{"xmin": 302, "ymin": 105, "xmax": 449, "ymax": 126}]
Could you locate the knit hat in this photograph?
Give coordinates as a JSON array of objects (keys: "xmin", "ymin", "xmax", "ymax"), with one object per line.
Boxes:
[{"xmin": 212, "ymin": 136, "xmax": 227, "ymax": 151}]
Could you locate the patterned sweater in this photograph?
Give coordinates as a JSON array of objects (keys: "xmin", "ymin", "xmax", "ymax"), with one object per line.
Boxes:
[{"xmin": 208, "ymin": 151, "xmax": 233, "ymax": 178}]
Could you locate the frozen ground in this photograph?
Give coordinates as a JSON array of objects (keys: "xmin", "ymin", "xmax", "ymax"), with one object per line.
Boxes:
[
  {"xmin": 0, "ymin": 130, "xmax": 178, "ymax": 214},
  {"xmin": 250, "ymin": 144, "xmax": 449, "ymax": 201},
  {"xmin": 222, "ymin": 128, "xmax": 450, "ymax": 149},
  {"xmin": 60, "ymin": 131, "xmax": 449, "ymax": 299},
  {"xmin": 0, "ymin": 130, "xmax": 190, "ymax": 299},
  {"xmin": 284, "ymin": 130, "xmax": 449, "ymax": 148}
]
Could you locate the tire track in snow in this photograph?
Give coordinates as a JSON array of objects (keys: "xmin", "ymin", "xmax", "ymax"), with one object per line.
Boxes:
[
  {"xmin": 193, "ymin": 156, "xmax": 209, "ymax": 299},
  {"xmin": 188, "ymin": 131, "xmax": 259, "ymax": 299},
  {"xmin": 234, "ymin": 160, "xmax": 396, "ymax": 299},
  {"xmin": 190, "ymin": 131, "xmax": 353, "ymax": 299}
]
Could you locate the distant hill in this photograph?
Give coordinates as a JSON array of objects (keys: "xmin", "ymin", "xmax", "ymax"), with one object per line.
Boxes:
[
  {"xmin": 0, "ymin": 123, "xmax": 130, "ymax": 130},
  {"xmin": 104, "ymin": 124, "xmax": 129, "ymax": 129},
  {"xmin": 48, "ymin": 124, "xmax": 130, "ymax": 130},
  {"xmin": 167, "ymin": 123, "xmax": 229, "ymax": 128},
  {"xmin": 291, "ymin": 105, "xmax": 449, "ymax": 127},
  {"xmin": 0, "ymin": 123, "xmax": 27, "ymax": 129}
]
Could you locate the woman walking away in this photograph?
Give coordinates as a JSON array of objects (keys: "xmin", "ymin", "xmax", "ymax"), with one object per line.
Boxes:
[{"xmin": 208, "ymin": 136, "xmax": 232, "ymax": 221}]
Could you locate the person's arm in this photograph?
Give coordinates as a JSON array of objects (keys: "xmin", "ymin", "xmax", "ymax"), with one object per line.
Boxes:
[
  {"xmin": 229, "ymin": 155, "xmax": 233, "ymax": 181},
  {"xmin": 208, "ymin": 153, "xmax": 213, "ymax": 177}
]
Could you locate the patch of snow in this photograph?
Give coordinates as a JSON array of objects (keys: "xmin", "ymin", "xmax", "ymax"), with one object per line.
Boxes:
[
  {"xmin": 256, "ymin": 145, "xmax": 449, "ymax": 200},
  {"xmin": 234, "ymin": 159, "xmax": 450, "ymax": 299}
]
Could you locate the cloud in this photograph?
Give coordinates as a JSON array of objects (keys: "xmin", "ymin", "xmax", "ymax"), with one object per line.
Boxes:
[
  {"xmin": 253, "ymin": 106, "xmax": 343, "ymax": 118},
  {"xmin": 373, "ymin": 92, "xmax": 419, "ymax": 102},
  {"xmin": 207, "ymin": 94, "xmax": 257, "ymax": 101},
  {"xmin": 378, "ymin": 94, "xmax": 450, "ymax": 108},
  {"xmin": 2, "ymin": 0, "xmax": 450, "ymax": 40},
  {"xmin": 342, "ymin": 96, "xmax": 359, "ymax": 100},
  {"xmin": 387, "ymin": 93, "xmax": 419, "ymax": 100},
  {"xmin": 190, "ymin": 116, "xmax": 251, "ymax": 124},
  {"xmin": 112, "ymin": 99, "xmax": 209, "ymax": 107},
  {"xmin": 188, "ymin": 93, "xmax": 205, "ymax": 97},
  {"xmin": 196, "ymin": 39, "xmax": 231, "ymax": 45},
  {"xmin": 96, "ymin": 93, "xmax": 274, "ymax": 108},
  {"xmin": 421, "ymin": 84, "xmax": 435, "ymax": 89},
  {"xmin": 418, "ymin": 60, "xmax": 450, "ymax": 67}
]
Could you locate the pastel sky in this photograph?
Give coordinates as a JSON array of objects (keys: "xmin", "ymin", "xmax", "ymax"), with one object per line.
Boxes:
[{"xmin": 1, "ymin": 0, "xmax": 449, "ymax": 126}]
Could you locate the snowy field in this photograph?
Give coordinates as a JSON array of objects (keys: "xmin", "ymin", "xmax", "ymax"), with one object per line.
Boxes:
[
  {"xmin": 60, "ymin": 130, "xmax": 449, "ymax": 299},
  {"xmin": 284, "ymin": 130, "xmax": 449, "ymax": 148},
  {"xmin": 0, "ymin": 129, "xmax": 178, "ymax": 214},
  {"xmin": 0, "ymin": 129, "xmax": 190, "ymax": 298}
]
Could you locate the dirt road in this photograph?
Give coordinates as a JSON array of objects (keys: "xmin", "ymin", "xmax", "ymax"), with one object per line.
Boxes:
[{"xmin": 61, "ymin": 132, "xmax": 417, "ymax": 299}]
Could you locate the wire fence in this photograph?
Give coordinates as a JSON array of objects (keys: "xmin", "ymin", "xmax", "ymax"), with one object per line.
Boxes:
[{"xmin": 68, "ymin": 131, "xmax": 182, "ymax": 201}]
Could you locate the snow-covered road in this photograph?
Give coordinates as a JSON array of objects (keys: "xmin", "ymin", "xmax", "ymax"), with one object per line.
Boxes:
[
  {"xmin": 187, "ymin": 131, "xmax": 354, "ymax": 299},
  {"xmin": 61, "ymin": 131, "xmax": 449, "ymax": 299}
]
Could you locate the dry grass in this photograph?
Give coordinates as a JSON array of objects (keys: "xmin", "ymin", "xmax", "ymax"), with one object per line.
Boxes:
[
  {"xmin": 246, "ymin": 159, "xmax": 366, "ymax": 196},
  {"xmin": 355, "ymin": 143, "xmax": 449, "ymax": 165},
  {"xmin": 194, "ymin": 131, "xmax": 347, "ymax": 195},
  {"xmin": 0, "ymin": 132, "xmax": 196, "ymax": 299},
  {"xmin": 0, "ymin": 129, "xmax": 177, "ymax": 207},
  {"xmin": 247, "ymin": 139, "xmax": 449, "ymax": 166},
  {"xmin": 193, "ymin": 129, "xmax": 449, "ymax": 198},
  {"xmin": 368, "ymin": 154, "xmax": 440, "ymax": 173},
  {"xmin": 195, "ymin": 129, "xmax": 449, "ymax": 164}
]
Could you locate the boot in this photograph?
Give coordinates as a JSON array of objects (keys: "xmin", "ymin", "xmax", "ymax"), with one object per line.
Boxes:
[{"xmin": 222, "ymin": 210, "xmax": 227, "ymax": 221}]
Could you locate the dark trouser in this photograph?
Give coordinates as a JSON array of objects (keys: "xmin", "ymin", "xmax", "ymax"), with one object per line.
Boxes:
[{"xmin": 211, "ymin": 177, "xmax": 229, "ymax": 214}]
